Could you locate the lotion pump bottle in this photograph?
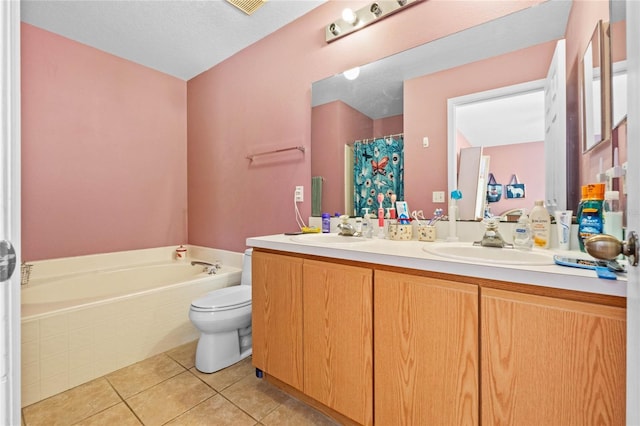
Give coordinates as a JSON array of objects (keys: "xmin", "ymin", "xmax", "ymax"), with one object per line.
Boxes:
[
  {"xmin": 512, "ymin": 212, "xmax": 533, "ymax": 250},
  {"xmin": 530, "ymin": 200, "xmax": 551, "ymax": 248}
]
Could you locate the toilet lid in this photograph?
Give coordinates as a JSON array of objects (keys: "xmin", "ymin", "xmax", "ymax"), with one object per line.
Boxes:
[{"xmin": 191, "ymin": 286, "xmax": 251, "ymax": 311}]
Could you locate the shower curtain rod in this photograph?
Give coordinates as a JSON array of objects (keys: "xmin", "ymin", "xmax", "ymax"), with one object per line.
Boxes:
[{"xmin": 354, "ymin": 133, "xmax": 404, "ymax": 144}]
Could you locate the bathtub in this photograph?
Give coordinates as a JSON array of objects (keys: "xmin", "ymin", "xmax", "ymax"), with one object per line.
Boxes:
[{"xmin": 21, "ymin": 246, "xmax": 243, "ymax": 407}]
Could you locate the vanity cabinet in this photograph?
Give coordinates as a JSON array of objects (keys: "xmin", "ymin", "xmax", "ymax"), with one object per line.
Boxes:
[
  {"xmin": 374, "ymin": 270, "xmax": 479, "ymax": 426},
  {"xmin": 252, "ymin": 251, "xmax": 304, "ymax": 390},
  {"xmin": 303, "ymin": 260, "xmax": 373, "ymax": 426},
  {"xmin": 252, "ymin": 248, "xmax": 626, "ymax": 426},
  {"xmin": 252, "ymin": 251, "xmax": 373, "ymax": 425},
  {"xmin": 481, "ymin": 287, "xmax": 626, "ymax": 425}
]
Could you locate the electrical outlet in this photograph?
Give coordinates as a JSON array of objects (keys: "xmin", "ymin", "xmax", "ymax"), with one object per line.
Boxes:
[
  {"xmin": 295, "ymin": 186, "xmax": 304, "ymax": 202},
  {"xmin": 432, "ymin": 191, "xmax": 445, "ymax": 203}
]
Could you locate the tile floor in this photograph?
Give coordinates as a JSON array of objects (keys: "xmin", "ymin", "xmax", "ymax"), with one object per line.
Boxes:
[{"xmin": 21, "ymin": 341, "xmax": 339, "ymax": 426}]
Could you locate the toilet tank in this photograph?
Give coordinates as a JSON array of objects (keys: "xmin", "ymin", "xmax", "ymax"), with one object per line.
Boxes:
[{"xmin": 241, "ymin": 248, "xmax": 253, "ymax": 286}]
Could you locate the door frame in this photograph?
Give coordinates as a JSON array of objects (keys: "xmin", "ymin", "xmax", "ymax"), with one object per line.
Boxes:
[{"xmin": 1, "ymin": 0, "xmax": 22, "ymax": 423}]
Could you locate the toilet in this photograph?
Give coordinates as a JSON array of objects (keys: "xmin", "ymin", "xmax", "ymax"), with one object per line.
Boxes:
[{"xmin": 189, "ymin": 248, "xmax": 253, "ymax": 373}]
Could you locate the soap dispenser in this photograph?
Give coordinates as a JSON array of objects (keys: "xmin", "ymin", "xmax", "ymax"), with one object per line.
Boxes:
[{"xmin": 512, "ymin": 212, "xmax": 533, "ymax": 250}]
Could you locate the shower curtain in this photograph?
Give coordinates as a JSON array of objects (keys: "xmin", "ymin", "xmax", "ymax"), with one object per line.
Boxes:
[{"xmin": 353, "ymin": 136, "xmax": 404, "ymax": 217}]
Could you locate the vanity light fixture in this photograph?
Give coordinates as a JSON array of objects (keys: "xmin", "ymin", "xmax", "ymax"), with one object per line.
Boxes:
[{"xmin": 325, "ymin": 0, "xmax": 422, "ymax": 43}]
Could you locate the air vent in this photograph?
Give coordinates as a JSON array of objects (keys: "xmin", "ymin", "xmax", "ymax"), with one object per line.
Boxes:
[{"xmin": 226, "ymin": 0, "xmax": 267, "ymax": 15}]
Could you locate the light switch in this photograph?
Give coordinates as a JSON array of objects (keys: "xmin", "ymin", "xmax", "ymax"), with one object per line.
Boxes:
[{"xmin": 422, "ymin": 137, "xmax": 429, "ymax": 148}]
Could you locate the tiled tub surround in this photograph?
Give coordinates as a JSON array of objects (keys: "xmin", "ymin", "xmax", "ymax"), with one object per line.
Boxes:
[{"xmin": 21, "ymin": 246, "xmax": 243, "ymax": 407}]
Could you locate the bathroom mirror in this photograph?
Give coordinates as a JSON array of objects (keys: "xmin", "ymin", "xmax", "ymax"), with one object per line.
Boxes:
[
  {"xmin": 610, "ymin": 0, "xmax": 627, "ymax": 127},
  {"xmin": 582, "ymin": 20, "xmax": 612, "ymax": 152},
  {"xmin": 311, "ymin": 0, "xmax": 572, "ymax": 218}
]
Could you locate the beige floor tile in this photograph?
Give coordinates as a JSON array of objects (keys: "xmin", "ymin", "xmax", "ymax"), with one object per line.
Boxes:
[
  {"xmin": 261, "ymin": 398, "xmax": 339, "ymax": 426},
  {"xmin": 165, "ymin": 394, "xmax": 257, "ymax": 426},
  {"xmin": 166, "ymin": 340, "xmax": 198, "ymax": 369},
  {"xmin": 220, "ymin": 375, "xmax": 289, "ymax": 422},
  {"xmin": 190, "ymin": 356, "xmax": 254, "ymax": 392},
  {"xmin": 22, "ymin": 378, "xmax": 121, "ymax": 426},
  {"xmin": 74, "ymin": 402, "xmax": 142, "ymax": 426},
  {"xmin": 126, "ymin": 371, "xmax": 215, "ymax": 426},
  {"xmin": 106, "ymin": 353, "xmax": 186, "ymax": 399}
]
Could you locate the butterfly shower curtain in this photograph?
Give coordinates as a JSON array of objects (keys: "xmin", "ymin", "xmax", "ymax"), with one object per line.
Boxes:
[{"xmin": 353, "ymin": 136, "xmax": 404, "ymax": 217}]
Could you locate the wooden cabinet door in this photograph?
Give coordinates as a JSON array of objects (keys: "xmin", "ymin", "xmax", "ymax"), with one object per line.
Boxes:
[
  {"xmin": 303, "ymin": 260, "xmax": 373, "ymax": 426},
  {"xmin": 482, "ymin": 287, "xmax": 626, "ymax": 425},
  {"xmin": 252, "ymin": 251, "xmax": 304, "ymax": 390},
  {"xmin": 374, "ymin": 270, "xmax": 479, "ymax": 426}
]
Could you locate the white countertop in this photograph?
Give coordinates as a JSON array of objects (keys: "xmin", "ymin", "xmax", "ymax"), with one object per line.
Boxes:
[{"xmin": 246, "ymin": 233, "xmax": 627, "ymax": 298}]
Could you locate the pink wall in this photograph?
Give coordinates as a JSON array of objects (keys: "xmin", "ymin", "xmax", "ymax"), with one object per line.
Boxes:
[
  {"xmin": 404, "ymin": 41, "xmax": 557, "ymax": 216},
  {"xmin": 188, "ymin": 0, "xmax": 542, "ymax": 252},
  {"xmin": 21, "ymin": 23, "xmax": 187, "ymax": 261},
  {"xmin": 373, "ymin": 115, "xmax": 403, "ymax": 138},
  {"xmin": 311, "ymin": 101, "xmax": 372, "ymax": 215},
  {"xmin": 482, "ymin": 142, "xmax": 545, "ymax": 214}
]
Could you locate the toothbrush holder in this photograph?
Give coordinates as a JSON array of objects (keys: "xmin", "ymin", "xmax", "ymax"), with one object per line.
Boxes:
[
  {"xmin": 387, "ymin": 220, "xmax": 413, "ymax": 241},
  {"xmin": 417, "ymin": 224, "xmax": 437, "ymax": 242}
]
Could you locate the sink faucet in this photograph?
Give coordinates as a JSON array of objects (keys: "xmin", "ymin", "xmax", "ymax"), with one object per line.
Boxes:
[
  {"xmin": 337, "ymin": 215, "xmax": 359, "ymax": 236},
  {"xmin": 474, "ymin": 217, "xmax": 512, "ymax": 248},
  {"xmin": 191, "ymin": 260, "xmax": 221, "ymax": 274}
]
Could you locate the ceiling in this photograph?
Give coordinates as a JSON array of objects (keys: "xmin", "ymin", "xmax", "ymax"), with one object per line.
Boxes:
[{"xmin": 21, "ymin": 0, "xmax": 327, "ymax": 81}]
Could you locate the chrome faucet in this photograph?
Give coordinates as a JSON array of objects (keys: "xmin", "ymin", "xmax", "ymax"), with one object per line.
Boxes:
[
  {"xmin": 191, "ymin": 260, "xmax": 221, "ymax": 274},
  {"xmin": 337, "ymin": 215, "xmax": 359, "ymax": 236},
  {"xmin": 474, "ymin": 217, "xmax": 512, "ymax": 248}
]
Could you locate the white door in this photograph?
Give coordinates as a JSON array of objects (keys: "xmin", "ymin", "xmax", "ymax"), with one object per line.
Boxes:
[
  {"xmin": 544, "ymin": 39, "xmax": 567, "ymax": 212},
  {"xmin": 626, "ymin": 1, "xmax": 640, "ymax": 422},
  {"xmin": 0, "ymin": 0, "xmax": 22, "ymax": 424}
]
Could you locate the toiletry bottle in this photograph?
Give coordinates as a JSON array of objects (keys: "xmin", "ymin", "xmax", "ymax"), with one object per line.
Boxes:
[
  {"xmin": 530, "ymin": 200, "xmax": 551, "ymax": 248},
  {"xmin": 512, "ymin": 212, "xmax": 533, "ymax": 250},
  {"xmin": 322, "ymin": 213, "xmax": 330, "ymax": 233},
  {"xmin": 603, "ymin": 190, "xmax": 623, "ymax": 241},
  {"xmin": 577, "ymin": 184, "xmax": 605, "ymax": 252}
]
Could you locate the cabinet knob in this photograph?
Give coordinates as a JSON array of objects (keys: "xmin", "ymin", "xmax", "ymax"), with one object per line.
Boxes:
[{"xmin": 585, "ymin": 231, "xmax": 638, "ymax": 266}]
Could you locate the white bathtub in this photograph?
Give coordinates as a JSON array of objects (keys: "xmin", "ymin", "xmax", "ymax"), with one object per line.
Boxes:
[{"xmin": 21, "ymin": 246, "xmax": 243, "ymax": 407}]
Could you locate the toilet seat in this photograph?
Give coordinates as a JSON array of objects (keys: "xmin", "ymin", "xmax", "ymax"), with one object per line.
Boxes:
[{"xmin": 191, "ymin": 286, "xmax": 251, "ymax": 312}]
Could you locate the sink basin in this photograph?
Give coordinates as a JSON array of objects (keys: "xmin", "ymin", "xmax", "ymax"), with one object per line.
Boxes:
[
  {"xmin": 289, "ymin": 233, "xmax": 371, "ymax": 245},
  {"xmin": 422, "ymin": 242, "xmax": 555, "ymax": 265}
]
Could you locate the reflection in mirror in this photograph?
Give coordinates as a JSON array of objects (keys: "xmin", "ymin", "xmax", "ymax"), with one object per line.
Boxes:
[
  {"xmin": 582, "ymin": 20, "xmax": 612, "ymax": 152},
  {"xmin": 311, "ymin": 1, "xmax": 571, "ymax": 218},
  {"xmin": 611, "ymin": 0, "xmax": 627, "ymax": 127},
  {"xmin": 449, "ymin": 81, "xmax": 547, "ymax": 219}
]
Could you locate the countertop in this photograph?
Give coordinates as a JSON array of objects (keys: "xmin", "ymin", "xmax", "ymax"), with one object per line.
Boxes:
[{"xmin": 246, "ymin": 233, "xmax": 627, "ymax": 298}]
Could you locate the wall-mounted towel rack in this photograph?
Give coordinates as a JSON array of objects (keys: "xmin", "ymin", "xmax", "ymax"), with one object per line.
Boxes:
[{"xmin": 246, "ymin": 145, "xmax": 305, "ymax": 162}]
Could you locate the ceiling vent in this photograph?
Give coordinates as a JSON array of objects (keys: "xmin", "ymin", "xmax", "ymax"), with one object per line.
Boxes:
[{"xmin": 226, "ymin": 0, "xmax": 267, "ymax": 15}]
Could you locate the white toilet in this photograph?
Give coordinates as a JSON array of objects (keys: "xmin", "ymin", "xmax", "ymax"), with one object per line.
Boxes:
[{"xmin": 189, "ymin": 248, "xmax": 253, "ymax": 373}]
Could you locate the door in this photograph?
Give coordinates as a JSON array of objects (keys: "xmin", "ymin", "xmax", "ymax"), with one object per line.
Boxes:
[
  {"xmin": 0, "ymin": 0, "xmax": 21, "ymax": 423},
  {"xmin": 544, "ymin": 39, "xmax": 567, "ymax": 212},
  {"xmin": 626, "ymin": 1, "xmax": 639, "ymax": 423}
]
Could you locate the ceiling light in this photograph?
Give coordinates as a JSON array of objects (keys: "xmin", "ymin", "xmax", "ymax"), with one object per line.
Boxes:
[
  {"xmin": 370, "ymin": 3, "xmax": 383, "ymax": 18},
  {"xmin": 344, "ymin": 67, "xmax": 360, "ymax": 80}
]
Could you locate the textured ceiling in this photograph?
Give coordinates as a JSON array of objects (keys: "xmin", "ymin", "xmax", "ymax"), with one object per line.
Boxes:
[{"xmin": 21, "ymin": 0, "xmax": 327, "ymax": 80}]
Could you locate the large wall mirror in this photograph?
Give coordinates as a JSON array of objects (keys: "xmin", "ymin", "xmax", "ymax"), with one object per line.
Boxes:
[{"xmin": 312, "ymin": 0, "xmax": 613, "ymax": 221}]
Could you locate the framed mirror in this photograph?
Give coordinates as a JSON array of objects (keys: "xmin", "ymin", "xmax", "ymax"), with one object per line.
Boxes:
[{"xmin": 582, "ymin": 20, "xmax": 612, "ymax": 152}]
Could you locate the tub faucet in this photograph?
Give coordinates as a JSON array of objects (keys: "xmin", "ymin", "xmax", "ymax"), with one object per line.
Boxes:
[{"xmin": 191, "ymin": 260, "xmax": 221, "ymax": 275}]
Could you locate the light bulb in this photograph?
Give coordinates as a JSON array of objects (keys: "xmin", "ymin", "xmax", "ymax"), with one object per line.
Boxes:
[
  {"xmin": 342, "ymin": 8, "xmax": 358, "ymax": 25},
  {"xmin": 343, "ymin": 67, "xmax": 360, "ymax": 80}
]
